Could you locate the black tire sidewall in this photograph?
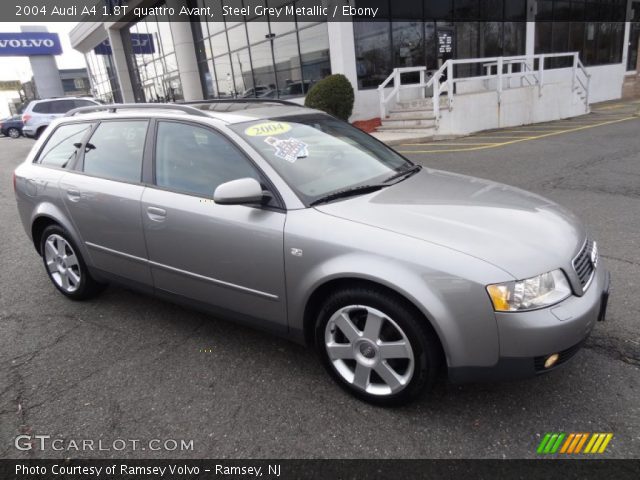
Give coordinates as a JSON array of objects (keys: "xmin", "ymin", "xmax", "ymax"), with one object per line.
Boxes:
[
  {"xmin": 8, "ymin": 128, "xmax": 20, "ymax": 138},
  {"xmin": 315, "ymin": 287, "xmax": 439, "ymax": 406},
  {"xmin": 40, "ymin": 225, "xmax": 93, "ymax": 300}
]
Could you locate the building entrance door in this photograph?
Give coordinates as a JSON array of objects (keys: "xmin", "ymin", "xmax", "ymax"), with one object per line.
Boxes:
[{"xmin": 628, "ymin": 2, "xmax": 640, "ymax": 71}]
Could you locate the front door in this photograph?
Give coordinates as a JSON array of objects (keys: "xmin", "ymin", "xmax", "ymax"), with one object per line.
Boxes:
[{"xmin": 141, "ymin": 120, "xmax": 287, "ymax": 330}]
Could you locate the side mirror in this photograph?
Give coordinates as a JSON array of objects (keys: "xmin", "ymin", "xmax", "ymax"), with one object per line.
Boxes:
[{"xmin": 213, "ymin": 177, "xmax": 267, "ymax": 205}]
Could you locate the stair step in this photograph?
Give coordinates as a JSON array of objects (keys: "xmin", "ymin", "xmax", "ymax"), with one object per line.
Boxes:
[
  {"xmin": 396, "ymin": 99, "xmax": 433, "ymax": 109},
  {"xmin": 387, "ymin": 110, "xmax": 436, "ymax": 120},
  {"xmin": 382, "ymin": 118, "xmax": 436, "ymax": 128},
  {"xmin": 377, "ymin": 125, "xmax": 437, "ymax": 133},
  {"xmin": 396, "ymin": 98, "xmax": 448, "ymax": 109}
]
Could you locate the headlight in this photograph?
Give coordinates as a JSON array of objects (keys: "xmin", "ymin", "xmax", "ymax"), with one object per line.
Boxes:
[{"xmin": 486, "ymin": 270, "xmax": 572, "ymax": 312}]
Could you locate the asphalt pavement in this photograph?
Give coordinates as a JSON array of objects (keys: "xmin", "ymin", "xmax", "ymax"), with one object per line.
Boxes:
[{"xmin": 0, "ymin": 105, "xmax": 639, "ymax": 459}]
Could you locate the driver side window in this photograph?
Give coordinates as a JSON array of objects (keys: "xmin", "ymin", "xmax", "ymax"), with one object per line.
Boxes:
[{"xmin": 154, "ymin": 121, "xmax": 261, "ymax": 198}]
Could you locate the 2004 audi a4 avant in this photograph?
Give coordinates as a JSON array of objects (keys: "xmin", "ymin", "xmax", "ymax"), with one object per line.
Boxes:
[{"xmin": 14, "ymin": 101, "xmax": 610, "ymax": 405}]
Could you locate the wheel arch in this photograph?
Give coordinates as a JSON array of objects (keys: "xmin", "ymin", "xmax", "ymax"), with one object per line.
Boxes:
[
  {"xmin": 31, "ymin": 215, "xmax": 58, "ymax": 254},
  {"xmin": 302, "ymin": 276, "xmax": 446, "ymax": 365},
  {"xmin": 35, "ymin": 125, "xmax": 47, "ymax": 138},
  {"xmin": 30, "ymin": 203, "xmax": 88, "ymax": 262}
]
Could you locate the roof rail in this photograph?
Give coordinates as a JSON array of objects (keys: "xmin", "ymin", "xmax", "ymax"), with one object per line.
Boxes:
[
  {"xmin": 64, "ymin": 103, "xmax": 211, "ymax": 118},
  {"xmin": 178, "ymin": 98, "xmax": 301, "ymax": 107}
]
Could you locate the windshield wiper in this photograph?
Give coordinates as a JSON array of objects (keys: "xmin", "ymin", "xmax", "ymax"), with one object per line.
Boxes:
[
  {"xmin": 309, "ymin": 184, "xmax": 386, "ymax": 206},
  {"xmin": 383, "ymin": 164, "xmax": 422, "ymax": 183}
]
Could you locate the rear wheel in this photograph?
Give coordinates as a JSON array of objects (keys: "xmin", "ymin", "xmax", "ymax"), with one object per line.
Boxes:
[
  {"xmin": 40, "ymin": 225, "xmax": 104, "ymax": 300},
  {"xmin": 315, "ymin": 287, "xmax": 440, "ymax": 406},
  {"xmin": 34, "ymin": 127, "xmax": 46, "ymax": 140},
  {"xmin": 7, "ymin": 127, "xmax": 20, "ymax": 138}
]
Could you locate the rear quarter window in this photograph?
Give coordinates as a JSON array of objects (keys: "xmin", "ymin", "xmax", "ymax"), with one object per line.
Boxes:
[
  {"xmin": 37, "ymin": 123, "xmax": 93, "ymax": 168},
  {"xmin": 32, "ymin": 102, "xmax": 50, "ymax": 114}
]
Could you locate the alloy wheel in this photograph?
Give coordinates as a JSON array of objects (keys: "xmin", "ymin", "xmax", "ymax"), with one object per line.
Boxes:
[
  {"xmin": 324, "ymin": 305, "xmax": 415, "ymax": 396},
  {"xmin": 8, "ymin": 128, "xmax": 20, "ymax": 138},
  {"xmin": 44, "ymin": 234, "xmax": 81, "ymax": 293}
]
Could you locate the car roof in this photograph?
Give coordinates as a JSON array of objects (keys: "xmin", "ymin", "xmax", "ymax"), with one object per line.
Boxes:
[
  {"xmin": 60, "ymin": 102, "xmax": 322, "ymax": 126},
  {"xmin": 33, "ymin": 97, "xmax": 95, "ymax": 102}
]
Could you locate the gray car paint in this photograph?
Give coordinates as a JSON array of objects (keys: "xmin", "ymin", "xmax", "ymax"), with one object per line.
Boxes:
[{"xmin": 13, "ymin": 107, "xmax": 607, "ymax": 379}]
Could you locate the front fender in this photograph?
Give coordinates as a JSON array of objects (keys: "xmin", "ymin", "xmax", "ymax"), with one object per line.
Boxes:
[{"xmin": 284, "ymin": 209, "xmax": 507, "ymax": 369}]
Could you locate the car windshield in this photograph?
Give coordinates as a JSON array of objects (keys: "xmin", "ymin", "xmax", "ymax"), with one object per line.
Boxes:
[{"xmin": 231, "ymin": 115, "xmax": 411, "ymax": 204}]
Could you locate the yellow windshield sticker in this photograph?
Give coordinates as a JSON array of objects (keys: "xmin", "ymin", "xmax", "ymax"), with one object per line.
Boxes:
[{"xmin": 245, "ymin": 121, "xmax": 292, "ymax": 137}]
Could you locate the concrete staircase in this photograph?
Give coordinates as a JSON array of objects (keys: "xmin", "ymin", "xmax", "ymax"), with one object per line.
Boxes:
[
  {"xmin": 378, "ymin": 97, "xmax": 447, "ymax": 135},
  {"xmin": 573, "ymin": 85, "xmax": 589, "ymax": 107}
]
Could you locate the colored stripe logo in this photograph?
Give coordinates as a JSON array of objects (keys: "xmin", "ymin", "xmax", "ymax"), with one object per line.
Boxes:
[{"xmin": 537, "ymin": 433, "xmax": 613, "ymax": 454}]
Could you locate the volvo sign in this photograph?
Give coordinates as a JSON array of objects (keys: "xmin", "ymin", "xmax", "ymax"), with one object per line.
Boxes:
[
  {"xmin": 0, "ymin": 32, "xmax": 62, "ymax": 56},
  {"xmin": 94, "ymin": 34, "xmax": 155, "ymax": 56}
]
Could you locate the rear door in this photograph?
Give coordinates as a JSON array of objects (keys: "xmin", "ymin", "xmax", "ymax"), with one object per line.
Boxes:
[
  {"xmin": 141, "ymin": 120, "xmax": 287, "ymax": 330},
  {"xmin": 60, "ymin": 119, "xmax": 152, "ymax": 287}
]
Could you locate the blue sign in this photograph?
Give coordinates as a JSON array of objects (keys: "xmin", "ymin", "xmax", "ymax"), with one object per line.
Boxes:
[
  {"xmin": 95, "ymin": 34, "xmax": 155, "ymax": 56},
  {"xmin": 0, "ymin": 32, "xmax": 62, "ymax": 56}
]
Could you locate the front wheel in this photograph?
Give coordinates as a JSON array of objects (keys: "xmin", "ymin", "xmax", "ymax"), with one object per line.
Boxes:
[
  {"xmin": 315, "ymin": 287, "xmax": 441, "ymax": 406},
  {"xmin": 40, "ymin": 225, "xmax": 105, "ymax": 300},
  {"xmin": 8, "ymin": 127, "xmax": 20, "ymax": 138}
]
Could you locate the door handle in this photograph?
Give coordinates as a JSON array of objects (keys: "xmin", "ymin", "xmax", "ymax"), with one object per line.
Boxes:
[
  {"xmin": 146, "ymin": 206, "xmax": 166, "ymax": 222},
  {"xmin": 66, "ymin": 189, "xmax": 81, "ymax": 202}
]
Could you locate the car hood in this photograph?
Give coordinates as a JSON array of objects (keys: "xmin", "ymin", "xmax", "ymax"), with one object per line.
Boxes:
[{"xmin": 314, "ymin": 168, "xmax": 586, "ymax": 279}]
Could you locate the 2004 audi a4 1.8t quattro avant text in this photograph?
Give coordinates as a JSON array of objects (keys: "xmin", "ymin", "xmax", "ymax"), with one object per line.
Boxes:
[{"xmin": 13, "ymin": 101, "xmax": 610, "ymax": 405}]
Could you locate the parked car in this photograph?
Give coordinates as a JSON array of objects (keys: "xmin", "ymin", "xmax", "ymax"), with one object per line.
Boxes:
[
  {"xmin": 13, "ymin": 101, "xmax": 609, "ymax": 405},
  {"xmin": 280, "ymin": 81, "xmax": 312, "ymax": 96},
  {"xmin": 21, "ymin": 97, "xmax": 100, "ymax": 139},
  {"xmin": 241, "ymin": 85, "xmax": 274, "ymax": 98},
  {"xmin": 0, "ymin": 115, "xmax": 23, "ymax": 138}
]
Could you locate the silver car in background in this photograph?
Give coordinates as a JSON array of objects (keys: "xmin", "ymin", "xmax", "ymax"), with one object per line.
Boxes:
[
  {"xmin": 21, "ymin": 97, "xmax": 99, "ymax": 139},
  {"xmin": 13, "ymin": 101, "xmax": 610, "ymax": 405}
]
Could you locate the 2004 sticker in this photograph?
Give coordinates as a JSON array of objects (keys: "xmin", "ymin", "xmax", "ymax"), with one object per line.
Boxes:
[{"xmin": 245, "ymin": 121, "xmax": 292, "ymax": 137}]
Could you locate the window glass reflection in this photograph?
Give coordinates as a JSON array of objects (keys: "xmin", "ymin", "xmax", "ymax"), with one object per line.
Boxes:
[{"xmin": 126, "ymin": 3, "xmax": 183, "ymax": 102}]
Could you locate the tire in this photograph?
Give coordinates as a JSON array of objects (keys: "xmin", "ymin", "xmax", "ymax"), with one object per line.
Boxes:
[
  {"xmin": 40, "ymin": 225, "xmax": 105, "ymax": 300},
  {"xmin": 8, "ymin": 127, "xmax": 20, "ymax": 139},
  {"xmin": 34, "ymin": 127, "xmax": 46, "ymax": 140},
  {"xmin": 315, "ymin": 286, "xmax": 441, "ymax": 406}
]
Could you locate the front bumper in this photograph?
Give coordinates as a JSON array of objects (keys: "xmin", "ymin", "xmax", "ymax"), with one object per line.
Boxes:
[{"xmin": 449, "ymin": 266, "xmax": 610, "ymax": 383}]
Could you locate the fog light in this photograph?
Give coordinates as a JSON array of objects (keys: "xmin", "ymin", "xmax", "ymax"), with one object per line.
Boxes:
[{"xmin": 544, "ymin": 353, "xmax": 560, "ymax": 369}]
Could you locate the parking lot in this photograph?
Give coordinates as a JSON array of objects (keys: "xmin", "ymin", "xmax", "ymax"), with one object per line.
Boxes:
[{"xmin": 1, "ymin": 102, "xmax": 639, "ymax": 459}]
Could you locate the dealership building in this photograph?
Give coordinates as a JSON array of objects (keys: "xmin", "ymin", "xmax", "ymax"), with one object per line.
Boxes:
[{"xmin": 70, "ymin": 0, "xmax": 640, "ymax": 129}]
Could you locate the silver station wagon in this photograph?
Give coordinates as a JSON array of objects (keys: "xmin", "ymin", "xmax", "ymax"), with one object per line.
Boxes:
[{"xmin": 13, "ymin": 101, "xmax": 610, "ymax": 405}]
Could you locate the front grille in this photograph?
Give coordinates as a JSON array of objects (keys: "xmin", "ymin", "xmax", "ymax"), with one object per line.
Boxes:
[
  {"xmin": 572, "ymin": 239, "xmax": 598, "ymax": 290},
  {"xmin": 534, "ymin": 340, "xmax": 585, "ymax": 372}
]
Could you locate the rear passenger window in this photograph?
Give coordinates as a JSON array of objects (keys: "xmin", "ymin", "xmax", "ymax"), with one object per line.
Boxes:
[
  {"xmin": 83, "ymin": 121, "xmax": 148, "ymax": 183},
  {"xmin": 74, "ymin": 99, "xmax": 97, "ymax": 108},
  {"xmin": 154, "ymin": 121, "xmax": 260, "ymax": 197},
  {"xmin": 49, "ymin": 100, "xmax": 76, "ymax": 114},
  {"xmin": 38, "ymin": 123, "xmax": 93, "ymax": 168}
]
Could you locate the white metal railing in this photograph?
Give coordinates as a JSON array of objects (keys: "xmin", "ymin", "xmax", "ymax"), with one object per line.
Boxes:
[{"xmin": 378, "ymin": 52, "xmax": 591, "ymax": 127}]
